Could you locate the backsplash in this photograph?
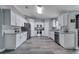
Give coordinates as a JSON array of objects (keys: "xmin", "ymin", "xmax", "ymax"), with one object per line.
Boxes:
[{"xmin": 2, "ymin": 25, "xmax": 21, "ymax": 34}]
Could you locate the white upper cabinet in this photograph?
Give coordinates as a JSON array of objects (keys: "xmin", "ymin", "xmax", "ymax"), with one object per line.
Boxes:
[
  {"xmin": 2, "ymin": 9, "xmax": 27, "ymax": 26},
  {"xmin": 2, "ymin": 9, "xmax": 16, "ymax": 26},
  {"xmin": 58, "ymin": 13, "xmax": 68, "ymax": 27},
  {"xmin": 11, "ymin": 11, "xmax": 16, "ymax": 26},
  {"xmin": 3, "ymin": 9, "xmax": 11, "ymax": 25},
  {"xmin": 15, "ymin": 13, "xmax": 27, "ymax": 27},
  {"xmin": 20, "ymin": 17, "xmax": 24, "ymax": 26},
  {"xmin": 16, "ymin": 14, "xmax": 20, "ymax": 26}
]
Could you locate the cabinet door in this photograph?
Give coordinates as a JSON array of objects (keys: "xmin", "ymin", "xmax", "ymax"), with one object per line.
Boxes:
[
  {"xmin": 11, "ymin": 11, "xmax": 16, "ymax": 25},
  {"xmin": 21, "ymin": 32, "xmax": 27, "ymax": 42},
  {"xmin": 3, "ymin": 9, "xmax": 11, "ymax": 25},
  {"xmin": 51, "ymin": 32, "xmax": 54, "ymax": 40},
  {"xmin": 24, "ymin": 32, "xmax": 27, "ymax": 40},
  {"xmin": 5, "ymin": 34, "xmax": 16, "ymax": 49},
  {"xmin": 15, "ymin": 14, "xmax": 18, "ymax": 26},
  {"xmin": 65, "ymin": 34, "xmax": 75, "ymax": 49},
  {"xmin": 20, "ymin": 17, "xmax": 24, "ymax": 26},
  {"xmin": 63, "ymin": 13, "xmax": 68, "ymax": 26},
  {"xmin": 59, "ymin": 34, "xmax": 64, "ymax": 47},
  {"xmin": 20, "ymin": 17, "xmax": 26, "ymax": 26},
  {"xmin": 22, "ymin": 18, "xmax": 25, "ymax": 26},
  {"xmin": 16, "ymin": 34, "xmax": 21, "ymax": 48},
  {"xmin": 58, "ymin": 13, "xmax": 68, "ymax": 27},
  {"xmin": 48, "ymin": 32, "xmax": 51, "ymax": 38},
  {"xmin": 58, "ymin": 15, "xmax": 63, "ymax": 26},
  {"xmin": 16, "ymin": 15, "xmax": 20, "ymax": 26},
  {"xmin": 16, "ymin": 15, "xmax": 23, "ymax": 26},
  {"xmin": 49, "ymin": 32, "xmax": 54, "ymax": 40}
]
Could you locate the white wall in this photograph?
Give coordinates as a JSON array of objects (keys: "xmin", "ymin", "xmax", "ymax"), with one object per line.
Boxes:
[{"xmin": 44, "ymin": 20, "xmax": 49, "ymax": 36}]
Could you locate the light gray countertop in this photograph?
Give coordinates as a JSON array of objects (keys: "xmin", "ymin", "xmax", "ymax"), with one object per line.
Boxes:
[
  {"xmin": 49, "ymin": 29, "xmax": 74, "ymax": 34},
  {"xmin": 4, "ymin": 31, "xmax": 27, "ymax": 35},
  {"xmin": 60, "ymin": 31, "xmax": 75, "ymax": 34},
  {"xmin": 49, "ymin": 30, "xmax": 59, "ymax": 32}
]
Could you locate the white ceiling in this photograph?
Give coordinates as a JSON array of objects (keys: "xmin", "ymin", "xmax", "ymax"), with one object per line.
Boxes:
[{"xmin": 13, "ymin": 5, "xmax": 79, "ymax": 19}]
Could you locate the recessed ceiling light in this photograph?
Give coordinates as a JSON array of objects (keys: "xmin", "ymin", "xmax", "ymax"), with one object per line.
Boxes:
[{"xmin": 36, "ymin": 5, "xmax": 43, "ymax": 14}]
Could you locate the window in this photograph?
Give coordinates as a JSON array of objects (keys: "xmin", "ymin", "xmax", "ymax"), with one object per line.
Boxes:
[
  {"xmin": 56, "ymin": 20, "xmax": 59, "ymax": 29},
  {"xmin": 52, "ymin": 20, "xmax": 59, "ymax": 29},
  {"xmin": 52, "ymin": 20, "xmax": 56, "ymax": 27}
]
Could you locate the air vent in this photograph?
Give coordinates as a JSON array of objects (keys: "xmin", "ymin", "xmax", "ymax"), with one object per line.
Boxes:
[
  {"xmin": 37, "ymin": 5, "xmax": 42, "ymax": 7},
  {"xmin": 25, "ymin": 6, "xmax": 28, "ymax": 9}
]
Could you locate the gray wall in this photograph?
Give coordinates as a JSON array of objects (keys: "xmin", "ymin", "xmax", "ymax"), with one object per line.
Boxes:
[{"xmin": 0, "ymin": 9, "xmax": 5, "ymax": 49}]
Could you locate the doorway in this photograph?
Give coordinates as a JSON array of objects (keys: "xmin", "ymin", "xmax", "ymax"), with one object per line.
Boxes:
[
  {"xmin": 35, "ymin": 24, "xmax": 44, "ymax": 36},
  {"xmin": 76, "ymin": 14, "xmax": 79, "ymax": 46}
]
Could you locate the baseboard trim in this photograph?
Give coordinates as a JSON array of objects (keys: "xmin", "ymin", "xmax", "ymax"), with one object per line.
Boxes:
[{"xmin": 0, "ymin": 49, "xmax": 5, "ymax": 52}]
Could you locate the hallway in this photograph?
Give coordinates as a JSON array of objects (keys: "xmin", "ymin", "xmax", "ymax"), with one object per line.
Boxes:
[{"xmin": 1, "ymin": 36, "xmax": 79, "ymax": 54}]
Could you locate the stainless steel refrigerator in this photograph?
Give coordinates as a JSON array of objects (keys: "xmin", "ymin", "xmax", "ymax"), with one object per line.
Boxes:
[{"xmin": 24, "ymin": 23, "xmax": 31, "ymax": 39}]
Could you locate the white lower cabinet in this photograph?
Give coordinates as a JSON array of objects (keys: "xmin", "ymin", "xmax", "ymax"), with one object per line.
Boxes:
[
  {"xmin": 59, "ymin": 32, "xmax": 76, "ymax": 49},
  {"xmin": 16, "ymin": 33, "xmax": 21, "ymax": 48},
  {"xmin": 2, "ymin": 9, "xmax": 27, "ymax": 26},
  {"xmin": 11, "ymin": 11, "xmax": 16, "ymax": 26},
  {"xmin": 5, "ymin": 34, "xmax": 16, "ymax": 49},
  {"xmin": 59, "ymin": 33, "xmax": 64, "ymax": 47},
  {"xmin": 64, "ymin": 34, "xmax": 75, "ymax": 49},
  {"xmin": 20, "ymin": 32, "xmax": 27, "ymax": 46},
  {"xmin": 5, "ymin": 32, "xmax": 27, "ymax": 50},
  {"xmin": 49, "ymin": 31, "xmax": 54, "ymax": 40}
]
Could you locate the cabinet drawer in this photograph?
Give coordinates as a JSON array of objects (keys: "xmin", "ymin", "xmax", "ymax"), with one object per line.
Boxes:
[{"xmin": 11, "ymin": 11, "xmax": 16, "ymax": 26}]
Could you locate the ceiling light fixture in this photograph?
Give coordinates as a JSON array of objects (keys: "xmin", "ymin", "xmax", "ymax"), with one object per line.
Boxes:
[{"xmin": 36, "ymin": 5, "xmax": 43, "ymax": 14}]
